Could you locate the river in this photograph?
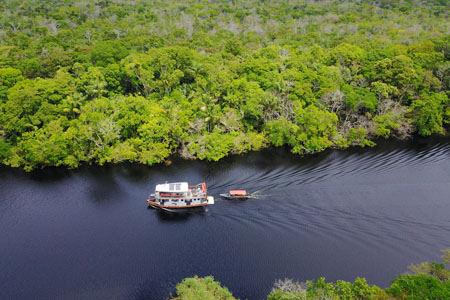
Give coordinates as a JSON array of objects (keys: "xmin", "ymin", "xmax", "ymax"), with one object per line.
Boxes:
[{"xmin": 1, "ymin": 137, "xmax": 449, "ymax": 300}]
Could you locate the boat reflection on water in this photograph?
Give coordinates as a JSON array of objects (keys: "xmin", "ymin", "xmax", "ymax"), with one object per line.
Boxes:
[
  {"xmin": 149, "ymin": 205, "xmax": 209, "ymax": 222},
  {"xmin": 148, "ymin": 204, "xmax": 209, "ymax": 214}
]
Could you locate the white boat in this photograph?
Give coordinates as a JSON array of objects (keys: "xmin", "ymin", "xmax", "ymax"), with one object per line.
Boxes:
[{"xmin": 147, "ymin": 182, "xmax": 214, "ymax": 210}]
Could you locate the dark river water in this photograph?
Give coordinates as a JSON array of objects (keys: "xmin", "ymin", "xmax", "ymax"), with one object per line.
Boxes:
[{"xmin": 1, "ymin": 137, "xmax": 450, "ymax": 300}]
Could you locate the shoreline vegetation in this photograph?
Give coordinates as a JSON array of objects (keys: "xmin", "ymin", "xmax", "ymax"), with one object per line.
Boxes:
[
  {"xmin": 170, "ymin": 249, "xmax": 450, "ymax": 300},
  {"xmin": 0, "ymin": 0, "xmax": 449, "ymax": 171}
]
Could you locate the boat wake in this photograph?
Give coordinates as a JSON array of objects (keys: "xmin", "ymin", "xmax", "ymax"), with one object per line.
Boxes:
[{"xmin": 207, "ymin": 138, "xmax": 450, "ymax": 259}]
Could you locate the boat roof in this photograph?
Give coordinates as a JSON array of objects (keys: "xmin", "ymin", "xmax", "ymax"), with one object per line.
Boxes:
[
  {"xmin": 156, "ymin": 182, "xmax": 189, "ymax": 193},
  {"xmin": 230, "ymin": 190, "xmax": 247, "ymax": 196}
]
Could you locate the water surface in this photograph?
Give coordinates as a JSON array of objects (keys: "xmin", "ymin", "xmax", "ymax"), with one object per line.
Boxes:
[{"xmin": 1, "ymin": 137, "xmax": 449, "ymax": 300}]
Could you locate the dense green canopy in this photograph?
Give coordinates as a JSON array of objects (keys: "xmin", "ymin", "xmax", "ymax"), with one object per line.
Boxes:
[{"xmin": 0, "ymin": 0, "xmax": 449, "ymax": 170}]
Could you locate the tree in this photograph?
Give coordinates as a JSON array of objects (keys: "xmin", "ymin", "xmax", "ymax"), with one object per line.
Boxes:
[
  {"xmin": 186, "ymin": 131, "xmax": 234, "ymax": 161},
  {"xmin": 290, "ymin": 103, "xmax": 339, "ymax": 154},
  {"xmin": 171, "ymin": 276, "xmax": 237, "ymax": 300},
  {"xmin": 91, "ymin": 40, "xmax": 129, "ymax": 67},
  {"xmin": 122, "ymin": 53, "xmax": 155, "ymax": 97},
  {"xmin": 268, "ymin": 277, "xmax": 383, "ymax": 300},
  {"xmin": 78, "ymin": 97, "xmax": 120, "ymax": 163},
  {"xmin": 266, "ymin": 118, "xmax": 296, "ymax": 147},
  {"xmin": 0, "ymin": 138, "xmax": 12, "ymax": 163},
  {"xmin": 223, "ymin": 78, "xmax": 265, "ymax": 129},
  {"xmin": 329, "ymin": 43, "xmax": 364, "ymax": 69},
  {"xmin": 386, "ymin": 274, "xmax": 450, "ymax": 300},
  {"xmin": 341, "ymin": 84, "xmax": 378, "ymax": 112},
  {"xmin": 38, "ymin": 47, "xmax": 73, "ymax": 78},
  {"xmin": 410, "ymin": 93, "xmax": 446, "ymax": 136},
  {"xmin": 0, "ymin": 67, "xmax": 22, "ymax": 102},
  {"xmin": 132, "ymin": 102, "xmax": 173, "ymax": 165},
  {"xmin": 224, "ymin": 39, "xmax": 243, "ymax": 56},
  {"xmin": 408, "ymin": 249, "xmax": 450, "ymax": 282},
  {"xmin": 76, "ymin": 67, "xmax": 107, "ymax": 100},
  {"xmin": 368, "ymin": 55, "xmax": 419, "ymax": 102}
]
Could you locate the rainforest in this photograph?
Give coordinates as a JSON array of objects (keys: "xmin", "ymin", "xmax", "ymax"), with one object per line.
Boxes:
[{"xmin": 0, "ymin": 0, "xmax": 449, "ymax": 171}]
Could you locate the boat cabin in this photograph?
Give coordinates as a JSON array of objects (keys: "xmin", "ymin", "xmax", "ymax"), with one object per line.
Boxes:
[
  {"xmin": 155, "ymin": 182, "xmax": 190, "ymax": 197},
  {"xmin": 151, "ymin": 182, "xmax": 206, "ymax": 200}
]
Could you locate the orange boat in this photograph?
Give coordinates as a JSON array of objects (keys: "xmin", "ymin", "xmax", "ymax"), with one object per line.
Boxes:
[{"xmin": 220, "ymin": 190, "xmax": 253, "ymax": 200}]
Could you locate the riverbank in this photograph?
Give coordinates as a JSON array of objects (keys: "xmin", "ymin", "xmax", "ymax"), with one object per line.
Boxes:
[{"xmin": 0, "ymin": 131, "xmax": 447, "ymax": 174}]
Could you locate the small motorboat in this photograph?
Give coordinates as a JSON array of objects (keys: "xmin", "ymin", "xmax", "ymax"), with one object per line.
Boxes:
[{"xmin": 220, "ymin": 190, "xmax": 253, "ymax": 200}]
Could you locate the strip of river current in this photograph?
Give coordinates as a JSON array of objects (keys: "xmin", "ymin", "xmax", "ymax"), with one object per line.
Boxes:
[{"xmin": 1, "ymin": 137, "xmax": 449, "ymax": 300}]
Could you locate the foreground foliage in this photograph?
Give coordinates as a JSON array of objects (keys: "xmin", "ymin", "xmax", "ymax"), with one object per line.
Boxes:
[
  {"xmin": 0, "ymin": 0, "xmax": 449, "ymax": 170},
  {"xmin": 268, "ymin": 249, "xmax": 450, "ymax": 300},
  {"xmin": 172, "ymin": 249, "xmax": 450, "ymax": 300},
  {"xmin": 172, "ymin": 276, "xmax": 237, "ymax": 300}
]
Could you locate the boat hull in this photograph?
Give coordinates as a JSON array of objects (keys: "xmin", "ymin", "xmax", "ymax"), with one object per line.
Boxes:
[
  {"xmin": 220, "ymin": 193, "xmax": 252, "ymax": 200},
  {"xmin": 147, "ymin": 196, "xmax": 214, "ymax": 210},
  {"xmin": 147, "ymin": 199, "xmax": 209, "ymax": 209}
]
